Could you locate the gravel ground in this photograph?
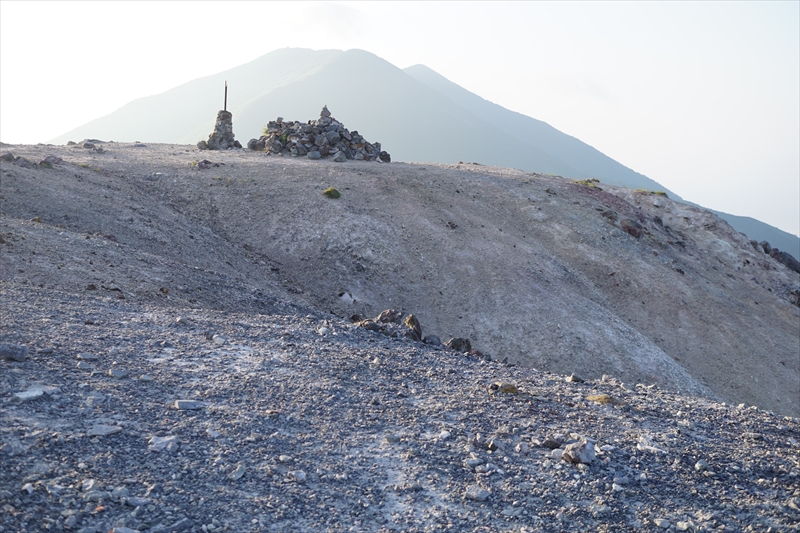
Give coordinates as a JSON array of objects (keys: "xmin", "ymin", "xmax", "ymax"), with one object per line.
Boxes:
[{"xmin": 1, "ymin": 282, "xmax": 798, "ymax": 532}]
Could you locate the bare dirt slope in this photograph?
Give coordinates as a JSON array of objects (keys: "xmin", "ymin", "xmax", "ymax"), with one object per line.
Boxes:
[{"xmin": 1, "ymin": 143, "xmax": 798, "ymax": 417}]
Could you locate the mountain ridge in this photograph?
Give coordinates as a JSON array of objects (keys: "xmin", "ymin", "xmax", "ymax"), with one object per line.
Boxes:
[{"xmin": 48, "ymin": 47, "xmax": 799, "ymax": 256}]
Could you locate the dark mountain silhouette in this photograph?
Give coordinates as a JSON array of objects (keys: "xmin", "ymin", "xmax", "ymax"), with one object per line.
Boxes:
[{"xmin": 49, "ymin": 48, "xmax": 798, "ymax": 255}]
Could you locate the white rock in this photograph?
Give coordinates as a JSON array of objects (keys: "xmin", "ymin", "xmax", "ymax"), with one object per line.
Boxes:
[
  {"xmin": 562, "ymin": 440, "xmax": 596, "ymax": 464},
  {"xmin": 87, "ymin": 425, "xmax": 122, "ymax": 437},
  {"xmin": 148, "ymin": 435, "xmax": 179, "ymax": 453},
  {"xmin": 464, "ymin": 485, "xmax": 490, "ymax": 501},
  {"xmin": 287, "ymin": 470, "xmax": 306, "ymax": 483},
  {"xmin": 212, "ymin": 335, "xmax": 227, "ymax": 346},
  {"xmin": 14, "ymin": 389, "xmax": 44, "ymax": 401},
  {"xmin": 228, "ymin": 464, "xmax": 246, "ymax": 481}
]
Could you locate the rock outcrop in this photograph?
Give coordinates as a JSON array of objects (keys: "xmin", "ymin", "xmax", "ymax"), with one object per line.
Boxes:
[
  {"xmin": 247, "ymin": 106, "xmax": 391, "ymax": 163},
  {"xmin": 198, "ymin": 110, "xmax": 241, "ymax": 151}
]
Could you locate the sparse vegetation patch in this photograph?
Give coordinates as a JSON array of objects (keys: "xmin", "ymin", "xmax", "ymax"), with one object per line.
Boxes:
[{"xmin": 575, "ymin": 178, "xmax": 602, "ymax": 189}]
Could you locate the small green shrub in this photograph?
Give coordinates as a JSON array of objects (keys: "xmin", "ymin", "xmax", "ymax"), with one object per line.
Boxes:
[
  {"xmin": 575, "ymin": 178, "xmax": 601, "ymax": 188},
  {"xmin": 323, "ymin": 187, "xmax": 341, "ymax": 199},
  {"xmin": 636, "ymin": 189, "xmax": 669, "ymax": 197}
]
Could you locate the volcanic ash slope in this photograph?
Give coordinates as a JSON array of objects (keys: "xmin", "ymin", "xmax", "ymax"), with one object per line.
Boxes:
[{"xmin": 0, "ymin": 143, "xmax": 798, "ymax": 418}]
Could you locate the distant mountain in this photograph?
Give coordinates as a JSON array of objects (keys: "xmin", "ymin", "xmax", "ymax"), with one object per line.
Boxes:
[
  {"xmin": 403, "ymin": 64, "xmax": 800, "ymax": 257},
  {"xmin": 403, "ymin": 64, "xmax": 676, "ymax": 195},
  {"xmin": 50, "ymin": 48, "xmax": 798, "ymax": 256}
]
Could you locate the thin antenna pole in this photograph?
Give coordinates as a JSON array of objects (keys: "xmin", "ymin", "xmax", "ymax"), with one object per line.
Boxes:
[{"xmin": 224, "ymin": 81, "xmax": 228, "ymax": 111}]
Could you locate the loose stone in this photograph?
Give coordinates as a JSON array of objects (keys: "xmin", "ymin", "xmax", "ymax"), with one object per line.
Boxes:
[
  {"xmin": 87, "ymin": 425, "xmax": 122, "ymax": 436},
  {"xmin": 148, "ymin": 435, "xmax": 179, "ymax": 453},
  {"xmin": 562, "ymin": 440, "xmax": 596, "ymax": 464},
  {"xmin": 174, "ymin": 400, "xmax": 203, "ymax": 410},
  {"xmin": 14, "ymin": 389, "xmax": 44, "ymax": 401},
  {"xmin": 1, "ymin": 343, "xmax": 28, "ymax": 361},
  {"xmin": 228, "ymin": 464, "xmax": 246, "ymax": 481},
  {"xmin": 287, "ymin": 470, "xmax": 307, "ymax": 483},
  {"xmin": 464, "ymin": 485, "xmax": 490, "ymax": 502}
]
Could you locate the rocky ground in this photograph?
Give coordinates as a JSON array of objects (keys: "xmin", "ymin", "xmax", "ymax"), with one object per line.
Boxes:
[
  {"xmin": 1, "ymin": 142, "xmax": 799, "ymax": 532},
  {"xmin": 1, "ymin": 283, "xmax": 799, "ymax": 532}
]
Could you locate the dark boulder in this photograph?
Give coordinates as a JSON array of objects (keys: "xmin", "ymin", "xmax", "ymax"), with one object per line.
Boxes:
[
  {"xmin": 620, "ymin": 219, "xmax": 643, "ymax": 238},
  {"xmin": 403, "ymin": 314, "xmax": 422, "ymax": 342},
  {"xmin": 376, "ymin": 309, "xmax": 403, "ymax": 324},
  {"xmin": 12, "ymin": 157, "xmax": 34, "ymax": 169},
  {"xmin": 444, "ymin": 338, "xmax": 472, "ymax": 353},
  {"xmin": 423, "ymin": 335, "xmax": 441, "ymax": 346},
  {"xmin": 769, "ymin": 248, "xmax": 800, "ymax": 274}
]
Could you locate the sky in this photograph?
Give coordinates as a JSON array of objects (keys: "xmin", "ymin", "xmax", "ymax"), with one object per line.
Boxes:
[{"xmin": 1, "ymin": 1, "xmax": 798, "ymax": 237}]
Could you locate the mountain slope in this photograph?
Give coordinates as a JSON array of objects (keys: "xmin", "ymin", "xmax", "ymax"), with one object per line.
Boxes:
[
  {"xmin": 403, "ymin": 64, "xmax": 800, "ymax": 257},
  {"xmin": 403, "ymin": 64, "xmax": 676, "ymax": 196},
  {"xmin": 2, "ymin": 144, "xmax": 798, "ymax": 417}
]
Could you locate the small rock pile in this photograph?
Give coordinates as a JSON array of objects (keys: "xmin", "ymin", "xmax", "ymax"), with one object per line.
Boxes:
[
  {"xmin": 754, "ymin": 240, "xmax": 800, "ymax": 274},
  {"xmin": 247, "ymin": 106, "xmax": 391, "ymax": 163},
  {"xmin": 353, "ymin": 308, "xmax": 481, "ymax": 357},
  {"xmin": 197, "ymin": 110, "xmax": 241, "ymax": 151},
  {"xmin": 1, "ymin": 152, "xmax": 63, "ymax": 169}
]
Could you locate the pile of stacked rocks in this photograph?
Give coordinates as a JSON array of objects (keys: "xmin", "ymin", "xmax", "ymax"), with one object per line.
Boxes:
[
  {"xmin": 197, "ymin": 110, "xmax": 242, "ymax": 151},
  {"xmin": 247, "ymin": 106, "xmax": 390, "ymax": 163}
]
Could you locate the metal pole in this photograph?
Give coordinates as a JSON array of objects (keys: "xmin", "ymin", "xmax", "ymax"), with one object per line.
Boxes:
[{"xmin": 224, "ymin": 81, "xmax": 228, "ymax": 112}]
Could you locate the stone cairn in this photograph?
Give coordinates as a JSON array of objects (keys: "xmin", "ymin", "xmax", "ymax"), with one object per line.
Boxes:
[
  {"xmin": 247, "ymin": 106, "xmax": 390, "ymax": 163},
  {"xmin": 197, "ymin": 110, "xmax": 242, "ymax": 151}
]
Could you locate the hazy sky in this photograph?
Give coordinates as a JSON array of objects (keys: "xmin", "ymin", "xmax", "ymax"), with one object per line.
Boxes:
[{"xmin": 1, "ymin": 1, "xmax": 798, "ymax": 236}]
